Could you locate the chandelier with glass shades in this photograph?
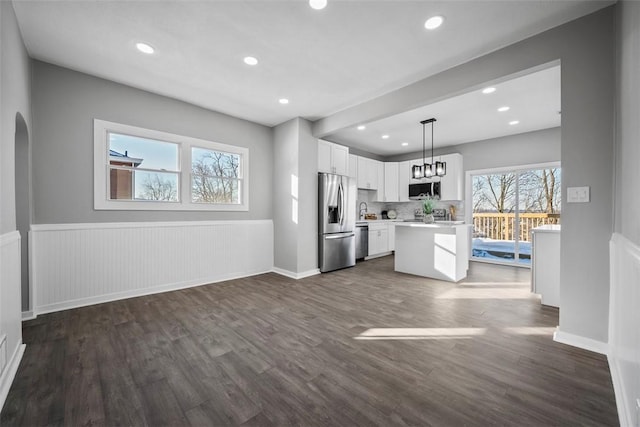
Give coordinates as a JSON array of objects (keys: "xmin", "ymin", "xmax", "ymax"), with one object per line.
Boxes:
[{"xmin": 412, "ymin": 118, "xmax": 446, "ymax": 179}]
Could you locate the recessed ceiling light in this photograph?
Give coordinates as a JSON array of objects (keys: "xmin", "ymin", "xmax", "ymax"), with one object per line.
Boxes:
[
  {"xmin": 279, "ymin": 98, "xmax": 289, "ymax": 105},
  {"xmin": 135, "ymin": 42, "xmax": 155, "ymax": 54},
  {"xmin": 309, "ymin": 0, "xmax": 327, "ymax": 10},
  {"xmin": 482, "ymin": 87, "xmax": 496, "ymax": 94},
  {"xmin": 243, "ymin": 56, "xmax": 258, "ymax": 66},
  {"xmin": 401, "ymin": 142, "xmax": 409, "ymax": 146},
  {"xmin": 498, "ymin": 106, "xmax": 510, "ymax": 112},
  {"xmin": 357, "ymin": 125, "xmax": 366, "ymax": 130},
  {"xmin": 382, "ymin": 134, "xmax": 390, "ymax": 139},
  {"xmin": 509, "ymin": 120, "xmax": 520, "ymax": 125},
  {"xmin": 424, "ymin": 16, "xmax": 444, "ymax": 30}
]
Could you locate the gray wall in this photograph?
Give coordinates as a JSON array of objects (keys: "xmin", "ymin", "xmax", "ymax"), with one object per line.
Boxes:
[
  {"xmin": 297, "ymin": 119, "xmax": 319, "ymax": 273},
  {"xmin": 314, "ymin": 8, "xmax": 615, "ymax": 345},
  {"xmin": 1, "ymin": 1, "xmax": 32, "ymax": 235},
  {"xmin": 31, "ymin": 61, "xmax": 274, "ymax": 224},
  {"xmin": 273, "ymin": 118, "xmax": 299, "ymax": 273},
  {"xmin": 614, "ymin": 1, "xmax": 640, "ymax": 244},
  {"xmin": 456, "ymin": 127, "xmax": 560, "ymax": 172},
  {"xmin": 0, "ymin": 0, "xmax": 32, "ymax": 394},
  {"xmin": 273, "ymin": 118, "xmax": 318, "ymax": 274},
  {"xmin": 386, "ymin": 127, "xmax": 561, "ymax": 171}
]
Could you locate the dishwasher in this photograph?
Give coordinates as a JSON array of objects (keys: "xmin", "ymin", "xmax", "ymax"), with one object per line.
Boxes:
[{"xmin": 355, "ymin": 224, "xmax": 369, "ymax": 260}]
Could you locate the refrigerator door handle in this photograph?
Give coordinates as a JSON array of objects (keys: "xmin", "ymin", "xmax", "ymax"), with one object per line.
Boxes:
[
  {"xmin": 337, "ymin": 182, "xmax": 344, "ymax": 225},
  {"xmin": 325, "ymin": 233, "xmax": 355, "ymax": 240}
]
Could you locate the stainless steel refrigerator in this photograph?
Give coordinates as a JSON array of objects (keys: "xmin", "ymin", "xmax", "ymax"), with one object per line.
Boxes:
[{"xmin": 318, "ymin": 173, "xmax": 356, "ymax": 273}]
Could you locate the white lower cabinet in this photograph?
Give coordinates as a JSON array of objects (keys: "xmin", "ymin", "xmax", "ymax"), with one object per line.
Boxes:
[
  {"xmin": 367, "ymin": 222, "xmax": 398, "ymax": 257},
  {"xmin": 531, "ymin": 225, "xmax": 561, "ymax": 307},
  {"xmin": 368, "ymin": 227, "xmax": 388, "ymax": 257}
]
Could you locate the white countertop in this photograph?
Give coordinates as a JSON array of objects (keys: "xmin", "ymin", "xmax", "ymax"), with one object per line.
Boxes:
[
  {"xmin": 532, "ymin": 224, "xmax": 561, "ymax": 233},
  {"xmin": 357, "ymin": 219, "xmax": 466, "ymax": 226},
  {"xmin": 394, "ymin": 222, "xmax": 468, "ymax": 228},
  {"xmin": 356, "ymin": 219, "xmax": 404, "ymax": 224}
]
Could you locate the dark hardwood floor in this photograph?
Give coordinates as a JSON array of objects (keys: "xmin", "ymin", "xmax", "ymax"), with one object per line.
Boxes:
[{"xmin": 2, "ymin": 256, "xmax": 618, "ymax": 426}]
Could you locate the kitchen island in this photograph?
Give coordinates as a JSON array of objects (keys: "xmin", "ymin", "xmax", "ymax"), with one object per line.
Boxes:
[{"xmin": 394, "ymin": 222, "xmax": 472, "ymax": 282}]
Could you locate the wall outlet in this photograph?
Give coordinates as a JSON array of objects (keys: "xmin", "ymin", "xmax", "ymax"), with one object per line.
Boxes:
[{"xmin": 567, "ymin": 186, "xmax": 590, "ymax": 203}]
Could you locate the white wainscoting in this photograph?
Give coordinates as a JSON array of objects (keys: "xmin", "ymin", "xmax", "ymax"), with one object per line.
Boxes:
[
  {"xmin": 0, "ymin": 231, "xmax": 26, "ymax": 411},
  {"xmin": 31, "ymin": 220, "xmax": 274, "ymax": 314},
  {"xmin": 609, "ymin": 233, "xmax": 640, "ymax": 427}
]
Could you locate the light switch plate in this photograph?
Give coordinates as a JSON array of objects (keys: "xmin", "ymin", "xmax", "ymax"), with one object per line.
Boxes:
[{"xmin": 567, "ymin": 186, "xmax": 590, "ymax": 203}]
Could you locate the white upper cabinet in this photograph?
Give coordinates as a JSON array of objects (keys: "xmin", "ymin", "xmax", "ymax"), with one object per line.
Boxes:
[
  {"xmin": 384, "ymin": 162, "xmax": 399, "ymax": 202},
  {"xmin": 438, "ymin": 153, "xmax": 463, "ymax": 201},
  {"xmin": 398, "ymin": 161, "xmax": 413, "ymax": 202},
  {"xmin": 348, "ymin": 154, "xmax": 358, "ymax": 179},
  {"xmin": 372, "ymin": 160, "xmax": 385, "ymax": 202},
  {"xmin": 318, "ymin": 139, "xmax": 349, "ymax": 175},
  {"xmin": 356, "ymin": 156, "xmax": 380, "ymax": 190}
]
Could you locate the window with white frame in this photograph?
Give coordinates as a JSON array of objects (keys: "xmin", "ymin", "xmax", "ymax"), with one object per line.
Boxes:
[{"xmin": 94, "ymin": 119, "xmax": 249, "ymax": 211}]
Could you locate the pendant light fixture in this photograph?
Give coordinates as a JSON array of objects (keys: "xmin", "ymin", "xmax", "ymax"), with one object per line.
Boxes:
[{"xmin": 412, "ymin": 118, "xmax": 446, "ymax": 179}]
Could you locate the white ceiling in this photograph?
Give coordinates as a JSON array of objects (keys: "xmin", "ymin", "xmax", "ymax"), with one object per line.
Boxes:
[
  {"xmin": 327, "ymin": 65, "xmax": 561, "ymax": 156},
  {"xmin": 12, "ymin": 0, "xmax": 611, "ymax": 154}
]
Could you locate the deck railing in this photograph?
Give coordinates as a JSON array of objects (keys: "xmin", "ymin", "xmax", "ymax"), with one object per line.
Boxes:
[{"xmin": 472, "ymin": 212, "xmax": 561, "ymax": 242}]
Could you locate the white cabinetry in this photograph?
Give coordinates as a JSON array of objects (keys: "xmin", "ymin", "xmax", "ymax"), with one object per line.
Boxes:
[
  {"xmin": 398, "ymin": 161, "xmax": 413, "ymax": 202},
  {"xmin": 383, "ymin": 162, "xmax": 399, "ymax": 202},
  {"xmin": 348, "ymin": 154, "xmax": 358, "ymax": 179},
  {"xmin": 531, "ymin": 225, "xmax": 561, "ymax": 307},
  {"xmin": 372, "ymin": 161, "xmax": 385, "ymax": 202},
  {"xmin": 438, "ymin": 153, "xmax": 463, "ymax": 201},
  {"xmin": 368, "ymin": 222, "xmax": 389, "ymax": 257},
  {"xmin": 388, "ymin": 222, "xmax": 396, "ymax": 251},
  {"xmin": 357, "ymin": 157, "xmax": 381, "ymax": 190},
  {"xmin": 318, "ymin": 139, "xmax": 349, "ymax": 175}
]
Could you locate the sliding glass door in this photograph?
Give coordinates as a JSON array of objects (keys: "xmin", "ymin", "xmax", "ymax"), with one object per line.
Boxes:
[{"xmin": 470, "ymin": 165, "xmax": 561, "ymax": 266}]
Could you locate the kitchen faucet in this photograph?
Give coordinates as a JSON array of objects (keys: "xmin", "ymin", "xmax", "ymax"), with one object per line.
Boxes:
[{"xmin": 359, "ymin": 202, "xmax": 368, "ymax": 220}]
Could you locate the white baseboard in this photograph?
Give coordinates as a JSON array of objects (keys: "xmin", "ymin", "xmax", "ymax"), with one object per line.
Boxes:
[
  {"xmin": 608, "ymin": 353, "xmax": 632, "ymax": 427},
  {"xmin": 21, "ymin": 311, "xmax": 35, "ymax": 321},
  {"xmin": 34, "ymin": 269, "xmax": 272, "ymax": 316},
  {"xmin": 0, "ymin": 342, "xmax": 25, "ymax": 412},
  {"xmin": 553, "ymin": 329, "xmax": 608, "ymax": 355},
  {"xmin": 608, "ymin": 233, "xmax": 640, "ymax": 427},
  {"xmin": 272, "ymin": 267, "xmax": 320, "ymax": 280}
]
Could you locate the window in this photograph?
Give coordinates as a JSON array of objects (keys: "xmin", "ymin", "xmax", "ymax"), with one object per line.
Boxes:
[
  {"xmin": 468, "ymin": 163, "xmax": 561, "ymax": 266},
  {"xmin": 191, "ymin": 147, "xmax": 241, "ymax": 204},
  {"xmin": 94, "ymin": 119, "xmax": 249, "ymax": 211}
]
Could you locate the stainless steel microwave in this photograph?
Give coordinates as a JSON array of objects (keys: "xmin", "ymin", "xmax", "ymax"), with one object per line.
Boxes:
[{"xmin": 409, "ymin": 182, "xmax": 440, "ymax": 200}]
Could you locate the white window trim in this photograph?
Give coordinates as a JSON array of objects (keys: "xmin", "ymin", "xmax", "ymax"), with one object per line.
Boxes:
[{"xmin": 94, "ymin": 119, "xmax": 249, "ymax": 211}]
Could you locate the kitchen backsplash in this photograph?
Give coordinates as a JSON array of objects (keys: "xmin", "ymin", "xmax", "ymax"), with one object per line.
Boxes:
[{"xmin": 357, "ymin": 190, "xmax": 465, "ymax": 221}]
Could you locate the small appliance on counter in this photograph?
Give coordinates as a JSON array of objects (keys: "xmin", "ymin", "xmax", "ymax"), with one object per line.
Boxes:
[
  {"xmin": 432, "ymin": 208, "xmax": 448, "ymax": 221},
  {"xmin": 381, "ymin": 210, "xmax": 388, "ymax": 219}
]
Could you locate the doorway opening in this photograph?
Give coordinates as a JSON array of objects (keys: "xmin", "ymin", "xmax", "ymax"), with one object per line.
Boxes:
[{"xmin": 15, "ymin": 113, "xmax": 31, "ymax": 313}]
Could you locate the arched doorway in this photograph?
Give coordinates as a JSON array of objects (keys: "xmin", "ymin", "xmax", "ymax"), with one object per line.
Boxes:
[{"xmin": 15, "ymin": 113, "xmax": 31, "ymax": 313}]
